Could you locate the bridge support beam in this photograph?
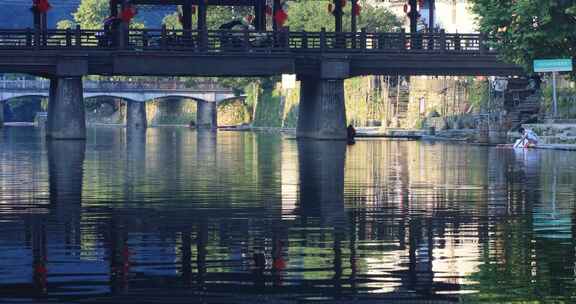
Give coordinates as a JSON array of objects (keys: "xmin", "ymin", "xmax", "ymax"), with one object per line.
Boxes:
[
  {"xmin": 197, "ymin": 101, "xmax": 217, "ymax": 130},
  {"xmin": 126, "ymin": 101, "xmax": 147, "ymax": 130},
  {"xmin": 47, "ymin": 77, "xmax": 86, "ymax": 140},
  {"xmin": 296, "ymin": 77, "xmax": 347, "ymax": 140}
]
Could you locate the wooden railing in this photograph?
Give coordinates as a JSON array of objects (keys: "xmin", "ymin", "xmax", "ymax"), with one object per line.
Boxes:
[{"xmin": 0, "ymin": 27, "xmax": 492, "ymax": 54}]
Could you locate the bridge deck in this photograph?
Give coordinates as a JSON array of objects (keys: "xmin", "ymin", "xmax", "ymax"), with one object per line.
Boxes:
[{"xmin": 0, "ymin": 29, "xmax": 523, "ymax": 77}]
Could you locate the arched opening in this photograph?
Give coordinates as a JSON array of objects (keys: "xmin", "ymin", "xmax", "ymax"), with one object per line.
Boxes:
[
  {"xmin": 85, "ymin": 96, "xmax": 130, "ymax": 125},
  {"xmin": 145, "ymin": 96, "xmax": 198, "ymax": 126},
  {"xmin": 2, "ymin": 95, "xmax": 46, "ymax": 123}
]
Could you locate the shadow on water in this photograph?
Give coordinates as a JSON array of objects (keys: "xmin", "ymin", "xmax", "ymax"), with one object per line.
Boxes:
[{"xmin": 1, "ymin": 128, "xmax": 576, "ymax": 303}]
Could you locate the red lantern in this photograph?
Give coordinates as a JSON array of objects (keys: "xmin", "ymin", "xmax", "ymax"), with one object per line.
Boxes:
[
  {"xmin": 274, "ymin": 9, "xmax": 288, "ymax": 27},
  {"xmin": 191, "ymin": 6, "xmax": 196, "ymax": 14},
  {"xmin": 341, "ymin": 0, "xmax": 346, "ymax": 7},
  {"xmin": 353, "ymin": 3, "xmax": 361, "ymax": 16},
  {"xmin": 418, "ymin": 0, "xmax": 425, "ymax": 8},
  {"xmin": 403, "ymin": 3, "xmax": 409, "ymax": 13},
  {"xmin": 265, "ymin": 5, "xmax": 273, "ymax": 16},
  {"xmin": 178, "ymin": 12, "xmax": 183, "ymax": 25},
  {"xmin": 120, "ymin": 5, "xmax": 137, "ymax": 23},
  {"xmin": 33, "ymin": 0, "xmax": 51, "ymax": 13}
]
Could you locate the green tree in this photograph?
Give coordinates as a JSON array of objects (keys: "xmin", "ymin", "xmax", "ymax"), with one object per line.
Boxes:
[
  {"xmin": 470, "ymin": 0, "xmax": 576, "ymax": 75},
  {"xmin": 59, "ymin": 0, "xmax": 145, "ymax": 29},
  {"xmin": 286, "ymin": 0, "xmax": 401, "ymax": 32}
]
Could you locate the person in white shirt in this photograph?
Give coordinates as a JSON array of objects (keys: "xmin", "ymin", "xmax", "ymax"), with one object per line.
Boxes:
[{"xmin": 513, "ymin": 127, "xmax": 539, "ymax": 148}]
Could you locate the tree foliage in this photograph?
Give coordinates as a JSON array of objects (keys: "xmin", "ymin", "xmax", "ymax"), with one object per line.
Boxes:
[
  {"xmin": 470, "ymin": 0, "xmax": 576, "ymax": 75},
  {"xmin": 286, "ymin": 0, "xmax": 400, "ymax": 32}
]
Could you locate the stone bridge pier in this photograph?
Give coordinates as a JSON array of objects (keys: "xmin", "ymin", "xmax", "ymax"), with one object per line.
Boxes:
[
  {"xmin": 196, "ymin": 100, "xmax": 217, "ymax": 130},
  {"xmin": 47, "ymin": 77, "xmax": 86, "ymax": 140},
  {"xmin": 126, "ymin": 100, "xmax": 147, "ymax": 130},
  {"xmin": 297, "ymin": 57, "xmax": 349, "ymax": 140}
]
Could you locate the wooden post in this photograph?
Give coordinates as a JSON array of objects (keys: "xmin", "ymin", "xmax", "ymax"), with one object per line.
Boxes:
[
  {"xmin": 161, "ymin": 25, "xmax": 167, "ymax": 50},
  {"xmin": 428, "ymin": 0, "xmax": 435, "ymax": 31},
  {"xmin": 333, "ymin": 0, "xmax": 343, "ymax": 33},
  {"xmin": 243, "ymin": 27, "xmax": 251, "ymax": 50},
  {"xmin": 360, "ymin": 27, "xmax": 367, "ymax": 50},
  {"xmin": 320, "ymin": 28, "xmax": 326, "ymax": 50},
  {"xmin": 142, "ymin": 30, "xmax": 149, "ymax": 48},
  {"xmin": 272, "ymin": 0, "xmax": 281, "ymax": 32},
  {"xmin": 182, "ymin": 0, "xmax": 193, "ymax": 38},
  {"xmin": 439, "ymin": 29, "xmax": 446, "ymax": 52},
  {"xmin": 198, "ymin": 0, "xmax": 207, "ymax": 32},
  {"xmin": 26, "ymin": 28, "xmax": 32, "ymax": 47},
  {"xmin": 399, "ymin": 28, "xmax": 406, "ymax": 50},
  {"xmin": 66, "ymin": 28, "xmax": 72, "ymax": 47},
  {"xmin": 351, "ymin": 0, "xmax": 358, "ymax": 34},
  {"xmin": 283, "ymin": 26, "xmax": 290, "ymax": 49},
  {"xmin": 75, "ymin": 25, "xmax": 82, "ymax": 47},
  {"xmin": 110, "ymin": 0, "xmax": 119, "ymax": 18},
  {"xmin": 408, "ymin": 0, "xmax": 418, "ymax": 34},
  {"xmin": 479, "ymin": 33, "xmax": 488, "ymax": 54}
]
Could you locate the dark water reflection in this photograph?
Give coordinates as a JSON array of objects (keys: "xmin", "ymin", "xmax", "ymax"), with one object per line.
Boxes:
[{"xmin": 1, "ymin": 127, "xmax": 576, "ymax": 303}]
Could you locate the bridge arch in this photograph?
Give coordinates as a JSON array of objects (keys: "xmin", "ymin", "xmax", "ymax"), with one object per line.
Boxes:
[{"xmin": 0, "ymin": 93, "xmax": 48, "ymax": 102}]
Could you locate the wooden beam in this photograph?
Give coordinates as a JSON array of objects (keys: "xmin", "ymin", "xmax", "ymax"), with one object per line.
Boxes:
[
  {"xmin": 110, "ymin": 0, "xmax": 118, "ymax": 17},
  {"xmin": 429, "ymin": 0, "xmax": 435, "ymax": 31},
  {"xmin": 197, "ymin": 0, "xmax": 207, "ymax": 31},
  {"xmin": 334, "ymin": 0, "xmax": 343, "ymax": 32},
  {"xmin": 351, "ymin": 0, "xmax": 357, "ymax": 34},
  {"xmin": 272, "ymin": 0, "xmax": 281, "ymax": 31},
  {"xmin": 182, "ymin": 0, "xmax": 192, "ymax": 32}
]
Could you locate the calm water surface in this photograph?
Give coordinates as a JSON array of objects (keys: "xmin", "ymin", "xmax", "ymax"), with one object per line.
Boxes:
[{"xmin": 1, "ymin": 127, "xmax": 576, "ymax": 303}]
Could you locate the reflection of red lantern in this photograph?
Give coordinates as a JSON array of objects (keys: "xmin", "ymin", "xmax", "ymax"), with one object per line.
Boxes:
[
  {"xmin": 328, "ymin": 3, "xmax": 333, "ymax": 13},
  {"xmin": 265, "ymin": 5, "xmax": 273, "ymax": 16},
  {"xmin": 191, "ymin": 6, "xmax": 196, "ymax": 14},
  {"xmin": 341, "ymin": 0, "xmax": 346, "ymax": 7},
  {"xmin": 120, "ymin": 5, "xmax": 137, "ymax": 22},
  {"xmin": 33, "ymin": 0, "xmax": 51, "ymax": 13},
  {"xmin": 274, "ymin": 9, "xmax": 288, "ymax": 27},
  {"xmin": 353, "ymin": 3, "xmax": 361, "ymax": 16},
  {"xmin": 418, "ymin": 0, "xmax": 424, "ymax": 8},
  {"xmin": 403, "ymin": 3, "xmax": 409, "ymax": 13}
]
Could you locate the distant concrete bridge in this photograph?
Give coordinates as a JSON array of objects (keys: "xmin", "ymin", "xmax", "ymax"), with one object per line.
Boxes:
[{"xmin": 0, "ymin": 79, "xmax": 240, "ymax": 104}]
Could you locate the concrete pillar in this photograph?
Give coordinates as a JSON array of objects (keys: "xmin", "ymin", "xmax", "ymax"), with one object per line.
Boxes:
[
  {"xmin": 196, "ymin": 100, "xmax": 217, "ymax": 130},
  {"xmin": 0, "ymin": 100, "xmax": 4, "ymax": 128},
  {"xmin": 296, "ymin": 77, "xmax": 347, "ymax": 140},
  {"xmin": 126, "ymin": 101, "xmax": 147, "ymax": 130},
  {"xmin": 47, "ymin": 77, "xmax": 86, "ymax": 140}
]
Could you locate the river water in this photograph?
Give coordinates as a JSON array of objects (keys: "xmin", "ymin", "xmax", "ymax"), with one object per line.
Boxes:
[{"xmin": 1, "ymin": 127, "xmax": 576, "ymax": 303}]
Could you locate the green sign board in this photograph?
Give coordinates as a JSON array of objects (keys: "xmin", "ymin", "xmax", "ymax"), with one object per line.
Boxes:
[{"xmin": 534, "ymin": 59, "xmax": 573, "ymax": 72}]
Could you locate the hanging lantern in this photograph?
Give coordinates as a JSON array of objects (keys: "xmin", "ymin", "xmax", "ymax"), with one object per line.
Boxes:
[
  {"xmin": 265, "ymin": 5, "xmax": 273, "ymax": 16},
  {"xmin": 274, "ymin": 9, "xmax": 288, "ymax": 27},
  {"xmin": 418, "ymin": 0, "xmax": 425, "ymax": 9},
  {"xmin": 353, "ymin": 3, "xmax": 361, "ymax": 16},
  {"xmin": 245, "ymin": 14, "xmax": 255, "ymax": 25},
  {"xmin": 403, "ymin": 3, "xmax": 409, "ymax": 13},
  {"xmin": 120, "ymin": 5, "xmax": 137, "ymax": 23},
  {"xmin": 178, "ymin": 12, "xmax": 184, "ymax": 25},
  {"xmin": 191, "ymin": 5, "xmax": 196, "ymax": 14},
  {"xmin": 341, "ymin": 0, "xmax": 346, "ymax": 7},
  {"xmin": 33, "ymin": 0, "xmax": 51, "ymax": 13},
  {"xmin": 328, "ymin": 3, "xmax": 334, "ymax": 13}
]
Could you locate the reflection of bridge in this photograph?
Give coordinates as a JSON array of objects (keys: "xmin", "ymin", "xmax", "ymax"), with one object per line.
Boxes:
[
  {"xmin": 0, "ymin": 28, "xmax": 524, "ymax": 139},
  {"xmin": 0, "ymin": 79, "xmax": 238, "ymax": 103}
]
